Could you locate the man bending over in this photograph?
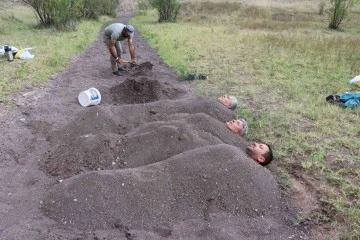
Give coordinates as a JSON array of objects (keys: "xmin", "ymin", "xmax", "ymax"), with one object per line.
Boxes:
[{"xmin": 103, "ymin": 23, "xmax": 136, "ymax": 76}]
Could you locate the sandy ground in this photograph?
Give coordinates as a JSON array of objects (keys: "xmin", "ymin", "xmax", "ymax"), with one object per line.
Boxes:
[{"xmin": 0, "ymin": 2, "xmax": 312, "ymax": 240}]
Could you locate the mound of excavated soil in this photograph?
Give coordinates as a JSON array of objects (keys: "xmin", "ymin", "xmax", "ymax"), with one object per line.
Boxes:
[
  {"xmin": 0, "ymin": 9, "xmax": 307, "ymax": 240},
  {"xmin": 110, "ymin": 75, "xmax": 187, "ymax": 104}
]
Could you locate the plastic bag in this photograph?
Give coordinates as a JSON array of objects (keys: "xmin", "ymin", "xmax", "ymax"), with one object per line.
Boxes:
[
  {"xmin": 19, "ymin": 50, "xmax": 34, "ymax": 60},
  {"xmin": 15, "ymin": 48, "xmax": 35, "ymax": 60}
]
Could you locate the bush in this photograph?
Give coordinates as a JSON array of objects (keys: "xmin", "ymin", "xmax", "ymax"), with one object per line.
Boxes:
[
  {"xmin": 98, "ymin": 0, "xmax": 119, "ymax": 17},
  {"xmin": 82, "ymin": 0, "xmax": 119, "ymax": 20},
  {"xmin": 318, "ymin": 1, "xmax": 326, "ymax": 15},
  {"xmin": 137, "ymin": 0, "xmax": 152, "ymax": 11},
  {"xmin": 149, "ymin": 0, "xmax": 182, "ymax": 22},
  {"xmin": 23, "ymin": 0, "xmax": 82, "ymax": 30},
  {"xmin": 23, "ymin": 0, "xmax": 119, "ymax": 29},
  {"xmin": 82, "ymin": 0, "xmax": 102, "ymax": 20},
  {"xmin": 328, "ymin": 0, "xmax": 356, "ymax": 29}
]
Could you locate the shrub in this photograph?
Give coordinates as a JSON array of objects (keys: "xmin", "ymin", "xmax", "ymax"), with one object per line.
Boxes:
[
  {"xmin": 82, "ymin": 0, "xmax": 102, "ymax": 20},
  {"xmin": 137, "ymin": 0, "xmax": 152, "ymax": 11},
  {"xmin": 98, "ymin": 0, "xmax": 119, "ymax": 17},
  {"xmin": 328, "ymin": 0, "xmax": 357, "ymax": 29},
  {"xmin": 23, "ymin": 0, "xmax": 82, "ymax": 30},
  {"xmin": 149, "ymin": 0, "xmax": 182, "ymax": 22},
  {"xmin": 81, "ymin": 0, "xmax": 119, "ymax": 20},
  {"xmin": 23, "ymin": 0, "xmax": 119, "ymax": 29},
  {"xmin": 318, "ymin": 1, "xmax": 326, "ymax": 15}
]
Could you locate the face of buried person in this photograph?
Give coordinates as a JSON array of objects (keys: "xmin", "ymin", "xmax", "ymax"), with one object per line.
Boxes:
[
  {"xmin": 218, "ymin": 95, "xmax": 232, "ymax": 108},
  {"xmin": 246, "ymin": 142, "xmax": 271, "ymax": 165},
  {"xmin": 225, "ymin": 119, "xmax": 244, "ymax": 135}
]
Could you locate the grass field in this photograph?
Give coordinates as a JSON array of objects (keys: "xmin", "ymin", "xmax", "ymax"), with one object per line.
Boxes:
[{"xmin": 131, "ymin": 1, "xmax": 360, "ymax": 239}]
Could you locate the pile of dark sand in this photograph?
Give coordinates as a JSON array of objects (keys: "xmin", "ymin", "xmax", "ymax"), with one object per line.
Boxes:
[
  {"xmin": 42, "ymin": 145, "xmax": 285, "ymax": 234},
  {"xmin": 0, "ymin": 11, "xmax": 307, "ymax": 240}
]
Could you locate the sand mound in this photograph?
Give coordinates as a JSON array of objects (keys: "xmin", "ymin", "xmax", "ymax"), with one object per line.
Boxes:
[
  {"xmin": 110, "ymin": 76, "xmax": 186, "ymax": 104},
  {"xmin": 99, "ymin": 96, "xmax": 237, "ymax": 135},
  {"xmin": 40, "ymin": 119, "xmax": 220, "ymax": 179},
  {"xmin": 40, "ymin": 112, "xmax": 248, "ymax": 180},
  {"xmin": 45, "ymin": 107, "xmax": 119, "ymax": 146},
  {"xmin": 42, "ymin": 145, "xmax": 285, "ymax": 234}
]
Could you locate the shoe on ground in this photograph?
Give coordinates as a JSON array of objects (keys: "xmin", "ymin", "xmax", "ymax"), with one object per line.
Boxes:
[
  {"xmin": 184, "ymin": 73, "xmax": 208, "ymax": 81},
  {"xmin": 118, "ymin": 67, "xmax": 125, "ymax": 72},
  {"xmin": 112, "ymin": 70, "xmax": 123, "ymax": 76}
]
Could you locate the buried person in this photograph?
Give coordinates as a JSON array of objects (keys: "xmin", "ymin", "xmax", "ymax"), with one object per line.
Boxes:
[
  {"xmin": 217, "ymin": 95, "xmax": 238, "ymax": 110},
  {"xmin": 225, "ymin": 119, "xmax": 273, "ymax": 166},
  {"xmin": 103, "ymin": 23, "xmax": 136, "ymax": 76},
  {"xmin": 225, "ymin": 118, "xmax": 248, "ymax": 137},
  {"xmin": 246, "ymin": 142, "xmax": 273, "ymax": 166}
]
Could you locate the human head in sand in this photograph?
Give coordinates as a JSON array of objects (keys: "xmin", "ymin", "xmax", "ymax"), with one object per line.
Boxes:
[
  {"xmin": 225, "ymin": 119, "xmax": 248, "ymax": 137},
  {"xmin": 246, "ymin": 142, "xmax": 273, "ymax": 166},
  {"xmin": 217, "ymin": 95, "xmax": 238, "ymax": 110}
]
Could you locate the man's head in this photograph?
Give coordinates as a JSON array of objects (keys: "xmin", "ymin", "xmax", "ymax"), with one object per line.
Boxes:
[
  {"xmin": 225, "ymin": 119, "xmax": 248, "ymax": 136},
  {"xmin": 217, "ymin": 95, "xmax": 238, "ymax": 110},
  {"xmin": 246, "ymin": 142, "xmax": 273, "ymax": 166},
  {"xmin": 122, "ymin": 24, "xmax": 135, "ymax": 39}
]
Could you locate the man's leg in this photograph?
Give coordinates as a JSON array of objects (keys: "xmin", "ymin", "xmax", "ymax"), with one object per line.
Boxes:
[
  {"xmin": 109, "ymin": 42, "xmax": 120, "ymax": 72},
  {"xmin": 114, "ymin": 41, "xmax": 124, "ymax": 72},
  {"xmin": 103, "ymin": 35, "xmax": 120, "ymax": 74}
]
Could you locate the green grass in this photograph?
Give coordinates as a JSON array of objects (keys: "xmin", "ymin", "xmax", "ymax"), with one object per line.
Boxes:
[
  {"xmin": 131, "ymin": 2, "xmax": 360, "ymax": 239},
  {"xmin": 0, "ymin": 4, "xmax": 110, "ymax": 105}
]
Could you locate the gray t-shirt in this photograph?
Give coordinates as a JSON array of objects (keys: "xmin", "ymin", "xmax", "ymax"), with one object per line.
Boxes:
[{"xmin": 104, "ymin": 23, "xmax": 133, "ymax": 41}]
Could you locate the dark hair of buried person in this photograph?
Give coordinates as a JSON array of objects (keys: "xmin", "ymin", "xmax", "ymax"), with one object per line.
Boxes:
[{"xmin": 260, "ymin": 143, "xmax": 273, "ymax": 166}]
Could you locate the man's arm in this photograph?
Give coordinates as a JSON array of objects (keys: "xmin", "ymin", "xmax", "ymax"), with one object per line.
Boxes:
[
  {"xmin": 107, "ymin": 39, "xmax": 118, "ymax": 59},
  {"xmin": 128, "ymin": 38, "xmax": 136, "ymax": 63},
  {"xmin": 108, "ymin": 39, "xmax": 128, "ymax": 64}
]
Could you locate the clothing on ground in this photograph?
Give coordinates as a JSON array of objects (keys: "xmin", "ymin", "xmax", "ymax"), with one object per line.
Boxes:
[{"xmin": 340, "ymin": 92, "xmax": 360, "ymax": 108}]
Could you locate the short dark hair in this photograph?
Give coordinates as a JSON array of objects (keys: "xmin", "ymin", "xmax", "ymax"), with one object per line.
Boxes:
[{"xmin": 259, "ymin": 143, "xmax": 273, "ymax": 166}]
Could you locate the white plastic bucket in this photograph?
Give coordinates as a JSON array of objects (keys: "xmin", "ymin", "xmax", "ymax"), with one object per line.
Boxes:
[{"xmin": 78, "ymin": 87, "xmax": 101, "ymax": 107}]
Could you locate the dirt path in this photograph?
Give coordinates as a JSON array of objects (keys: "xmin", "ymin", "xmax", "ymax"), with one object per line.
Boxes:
[{"xmin": 0, "ymin": 8, "xmax": 309, "ymax": 240}]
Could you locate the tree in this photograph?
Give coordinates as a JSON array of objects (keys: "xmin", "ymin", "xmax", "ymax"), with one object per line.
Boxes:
[
  {"xmin": 328, "ymin": 0, "xmax": 357, "ymax": 29},
  {"xmin": 149, "ymin": 0, "xmax": 182, "ymax": 22}
]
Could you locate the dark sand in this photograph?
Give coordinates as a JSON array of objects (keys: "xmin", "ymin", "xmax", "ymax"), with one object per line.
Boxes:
[{"xmin": 0, "ymin": 10, "xmax": 308, "ymax": 240}]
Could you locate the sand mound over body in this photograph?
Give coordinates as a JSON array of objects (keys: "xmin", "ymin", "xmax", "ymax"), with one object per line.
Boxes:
[
  {"xmin": 40, "ymin": 113, "xmax": 247, "ymax": 180},
  {"xmin": 103, "ymin": 96, "xmax": 236, "ymax": 134},
  {"xmin": 45, "ymin": 107, "xmax": 119, "ymax": 146},
  {"xmin": 40, "ymin": 119, "xmax": 223, "ymax": 179},
  {"xmin": 42, "ymin": 145, "xmax": 283, "ymax": 234},
  {"xmin": 110, "ymin": 76, "xmax": 187, "ymax": 104}
]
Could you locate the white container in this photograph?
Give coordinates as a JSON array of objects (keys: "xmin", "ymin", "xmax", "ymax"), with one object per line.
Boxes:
[
  {"xmin": 78, "ymin": 87, "xmax": 101, "ymax": 107},
  {"xmin": 349, "ymin": 75, "xmax": 360, "ymax": 84}
]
